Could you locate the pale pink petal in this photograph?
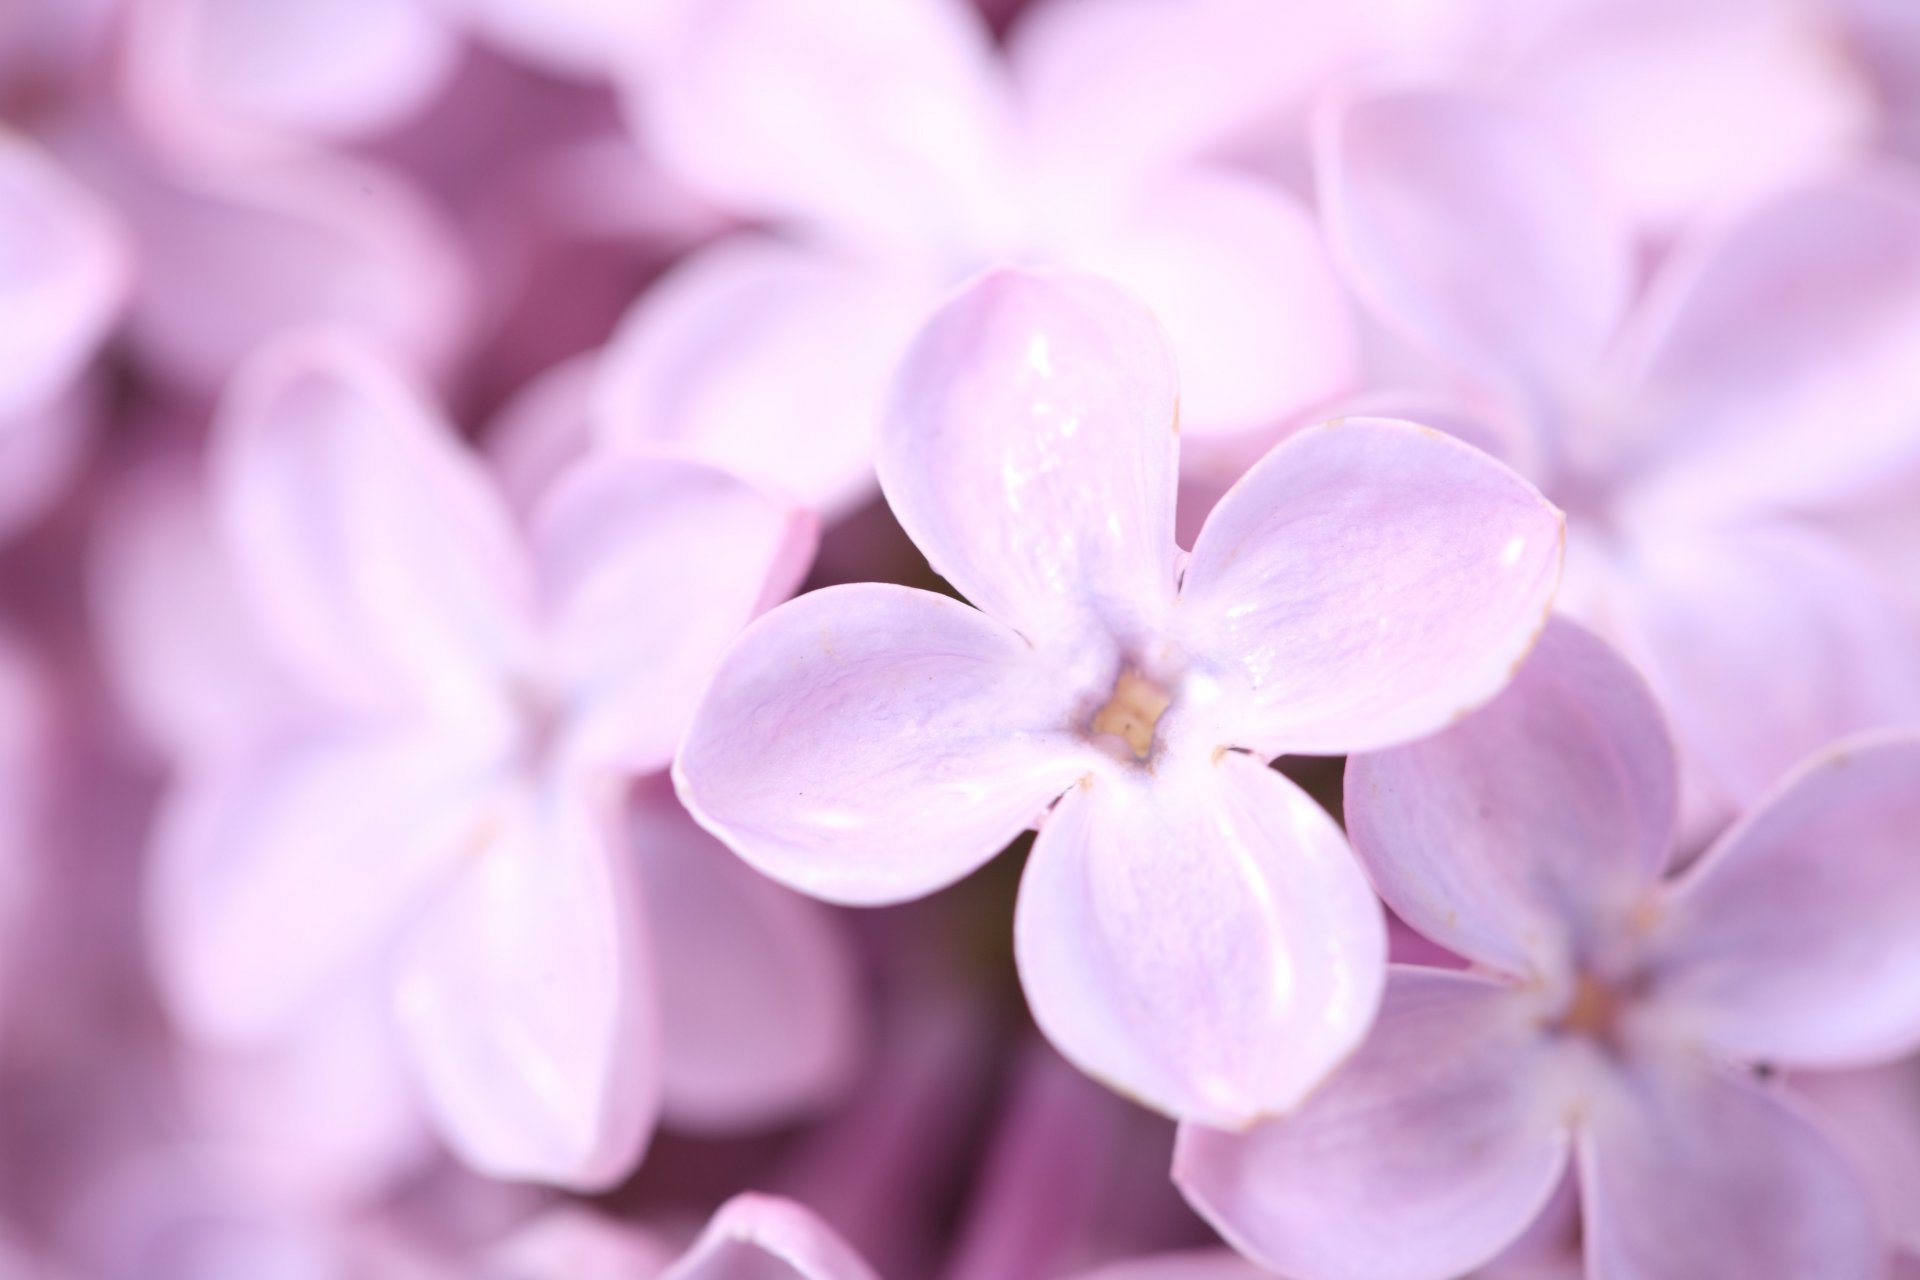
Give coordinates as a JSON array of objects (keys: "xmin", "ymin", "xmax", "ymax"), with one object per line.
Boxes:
[
  {"xmin": 1066, "ymin": 170, "xmax": 1357, "ymax": 449},
  {"xmin": 642, "ymin": 0, "xmax": 1014, "ymax": 253},
  {"xmin": 1065, "ymin": 1251, "xmax": 1270, "ymax": 1280},
  {"xmin": 213, "ymin": 332, "xmax": 531, "ymax": 718},
  {"xmin": 452, "ymin": 0, "xmax": 675, "ymax": 81},
  {"xmin": 592, "ymin": 236, "xmax": 930, "ymax": 517},
  {"xmin": 1316, "ymin": 88, "xmax": 1629, "ymax": 413},
  {"xmin": 1179, "ymin": 419, "xmax": 1563, "ymax": 757},
  {"xmin": 484, "ymin": 1208, "xmax": 675, "ymax": 1279},
  {"xmin": 150, "ymin": 729, "xmax": 483, "ymax": 1042},
  {"xmin": 1345, "ymin": 618, "xmax": 1675, "ymax": 981},
  {"xmin": 1795, "ymin": 1062, "xmax": 1920, "ymax": 1254},
  {"xmin": 0, "ymin": 133, "xmax": 127, "ymax": 423},
  {"xmin": 880, "ymin": 269, "xmax": 1180, "ymax": 647},
  {"xmin": 1596, "ymin": 520, "xmax": 1920, "ymax": 805},
  {"xmin": 1015, "ymin": 752, "xmax": 1384, "ymax": 1126},
  {"xmin": 631, "ymin": 781, "xmax": 861, "ymax": 1131},
  {"xmin": 1647, "ymin": 733, "xmax": 1920, "ymax": 1069},
  {"xmin": 124, "ymin": 0, "xmax": 459, "ymax": 152},
  {"xmin": 0, "ymin": 377, "xmax": 91, "ymax": 545},
  {"xmin": 664, "ymin": 1193, "xmax": 880, "ymax": 1280},
  {"xmin": 534, "ymin": 452, "xmax": 815, "ymax": 774},
  {"xmin": 485, "ymin": 350, "xmax": 596, "ymax": 516},
  {"xmin": 395, "ymin": 785, "xmax": 658, "ymax": 1189},
  {"xmin": 1579, "ymin": 1063, "xmax": 1880, "ymax": 1279},
  {"xmin": 675, "ymin": 583, "xmax": 1094, "ymax": 905},
  {"xmin": 1175, "ymin": 967, "xmax": 1571, "ymax": 1280},
  {"xmin": 1621, "ymin": 170, "xmax": 1920, "ymax": 507}
]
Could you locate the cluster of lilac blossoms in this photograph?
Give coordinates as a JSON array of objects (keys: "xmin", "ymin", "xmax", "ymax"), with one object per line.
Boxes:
[{"xmin": 4, "ymin": 0, "xmax": 1920, "ymax": 1277}]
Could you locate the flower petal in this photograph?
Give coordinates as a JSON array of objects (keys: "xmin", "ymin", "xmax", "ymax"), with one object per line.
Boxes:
[
  {"xmin": 632, "ymin": 781, "xmax": 862, "ymax": 1131},
  {"xmin": 485, "ymin": 1209, "xmax": 674, "ymax": 1279},
  {"xmin": 880, "ymin": 268, "xmax": 1180, "ymax": 648},
  {"xmin": 664, "ymin": 1193, "xmax": 880, "ymax": 1280},
  {"xmin": 150, "ymin": 729, "xmax": 482, "ymax": 1042},
  {"xmin": 675, "ymin": 583, "xmax": 1092, "ymax": 906},
  {"xmin": 1579, "ymin": 1062, "xmax": 1881, "ymax": 1280},
  {"xmin": 592, "ymin": 235, "xmax": 928, "ymax": 517},
  {"xmin": 1015, "ymin": 752, "xmax": 1384, "ymax": 1126},
  {"xmin": 1065, "ymin": 1251, "xmax": 1271, "ymax": 1280},
  {"xmin": 1174, "ymin": 967, "xmax": 1571, "ymax": 1280},
  {"xmin": 1068, "ymin": 171, "xmax": 1357, "ymax": 450},
  {"xmin": 1794, "ymin": 1063, "xmax": 1920, "ymax": 1255},
  {"xmin": 1179, "ymin": 418, "xmax": 1563, "ymax": 757},
  {"xmin": 1316, "ymin": 88, "xmax": 1630, "ymax": 415},
  {"xmin": 213, "ymin": 331, "xmax": 531, "ymax": 717},
  {"xmin": 1647, "ymin": 732, "xmax": 1920, "ymax": 1068},
  {"xmin": 395, "ymin": 784, "xmax": 658, "ymax": 1190},
  {"xmin": 1344, "ymin": 618, "xmax": 1676, "ymax": 981},
  {"xmin": 533, "ymin": 452, "xmax": 816, "ymax": 774}
]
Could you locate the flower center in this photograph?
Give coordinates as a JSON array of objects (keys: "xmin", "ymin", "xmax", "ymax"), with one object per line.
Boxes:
[
  {"xmin": 1558, "ymin": 974, "xmax": 1618, "ymax": 1040},
  {"xmin": 1088, "ymin": 668, "xmax": 1172, "ymax": 760}
]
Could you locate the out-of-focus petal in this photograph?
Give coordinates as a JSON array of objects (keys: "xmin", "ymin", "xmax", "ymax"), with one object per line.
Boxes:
[
  {"xmin": 1795, "ymin": 1062, "xmax": 1920, "ymax": 1254},
  {"xmin": 1579, "ymin": 1062, "xmax": 1881, "ymax": 1279},
  {"xmin": 1647, "ymin": 733, "xmax": 1920, "ymax": 1069},
  {"xmin": 632, "ymin": 781, "xmax": 861, "ymax": 1131},
  {"xmin": 0, "ymin": 133, "xmax": 128, "ymax": 422},
  {"xmin": 213, "ymin": 332, "xmax": 530, "ymax": 719},
  {"xmin": 1179, "ymin": 419, "xmax": 1563, "ymax": 757},
  {"xmin": 0, "ymin": 378, "xmax": 91, "ymax": 545},
  {"xmin": 880, "ymin": 269, "xmax": 1180, "ymax": 647},
  {"xmin": 1066, "ymin": 171, "xmax": 1356, "ymax": 450},
  {"xmin": 1345, "ymin": 619, "xmax": 1675, "ymax": 981},
  {"xmin": 642, "ymin": 0, "xmax": 1014, "ymax": 254},
  {"xmin": 454, "ymin": 0, "xmax": 675, "ymax": 81},
  {"xmin": 486, "ymin": 351, "xmax": 596, "ymax": 516},
  {"xmin": 592, "ymin": 236, "xmax": 930, "ymax": 517},
  {"xmin": 534, "ymin": 452, "xmax": 816, "ymax": 774},
  {"xmin": 150, "ymin": 729, "xmax": 483, "ymax": 1042},
  {"xmin": 395, "ymin": 785, "xmax": 658, "ymax": 1190},
  {"xmin": 676, "ymin": 583, "xmax": 1093, "ymax": 906},
  {"xmin": 1596, "ymin": 520, "xmax": 1920, "ymax": 806},
  {"xmin": 1175, "ymin": 967, "xmax": 1571, "ymax": 1280},
  {"xmin": 1015, "ymin": 752, "xmax": 1384, "ymax": 1127},
  {"xmin": 124, "ymin": 0, "xmax": 459, "ymax": 152},
  {"xmin": 1316, "ymin": 88, "xmax": 1630, "ymax": 417},
  {"xmin": 1065, "ymin": 1251, "xmax": 1271, "ymax": 1280},
  {"xmin": 1621, "ymin": 171, "xmax": 1920, "ymax": 508},
  {"xmin": 483, "ymin": 1208, "xmax": 675, "ymax": 1279},
  {"xmin": 664, "ymin": 1194, "xmax": 880, "ymax": 1280}
]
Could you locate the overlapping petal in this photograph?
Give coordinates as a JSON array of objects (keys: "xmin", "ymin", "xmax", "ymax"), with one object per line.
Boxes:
[
  {"xmin": 664, "ymin": 1193, "xmax": 880, "ymax": 1280},
  {"xmin": 1647, "ymin": 733, "xmax": 1920, "ymax": 1068},
  {"xmin": 394, "ymin": 785, "xmax": 658, "ymax": 1189},
  {"xmin": 1175, "ymin": 967, "xmax": 1572, "ymax": 1280},
  {"xmin": 879, "ymin": 269, "xmax": 1180, "ymax": 648},
  {"xmin": 1179, "ymin": 418, "xmax": 1563, "ymax": 757},
  {"xmin": 1345, "ymin": 618, "xmax": 1676, "ymax": 980},
  {"xmin": 676, "ymin": 583, "xmax": 1093, "ymax": 905},
  {"xmin": 1014, "ymin": 752, "xmax": 1384, "ymax": 1126}
]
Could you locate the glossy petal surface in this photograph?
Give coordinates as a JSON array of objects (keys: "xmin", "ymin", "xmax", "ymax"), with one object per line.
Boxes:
[{"xmin": 664, "ymin": 1194, "xmax": 881, "ymax": 1280}]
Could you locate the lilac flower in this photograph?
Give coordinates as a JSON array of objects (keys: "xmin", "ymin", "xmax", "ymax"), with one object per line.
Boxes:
[
  {"xmin": 1177, "ymin": 619, "xmax": 1920, "ymax": 1280},
  {"xmin": 1318, "ymin": 86, "xmax": 1920, "ymax": 830},
  {"xmin": 146, "ymin": 331, "xmax": 820, "ymax": 1188},
  {"xmin": 594, "ymin": 0, "xmax": 1359, "ymax": 514},
  {"xmin": 676, "ymin": 268, "xmax": 1563, "ymax": 1125}
]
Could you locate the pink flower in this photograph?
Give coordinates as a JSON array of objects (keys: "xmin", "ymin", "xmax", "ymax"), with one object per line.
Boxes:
[
  {"xmin": 147, "ymin": 331, "xmax": 821, "ymax": 1188},
  {"xmin": 1318, "ymin": 86, "xmax": 1920, "ymax": 830},
  {"xmin": 595, "ymin": 0, "xmax": 1359, "ymax": 515},
  {"xmin": 1176, "ymin": 619, "xmax": 1920, "ymax": 1280},
  {"xmin": 676, "ymin": 268, "xmax": 1564, "ymax": 1125}
]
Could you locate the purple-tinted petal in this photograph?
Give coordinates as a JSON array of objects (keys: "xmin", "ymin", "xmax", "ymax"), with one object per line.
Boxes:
[
  {"xmin": 632, "ymin": 782, "xmax": 861, "ymax": 1131},
  {"xmin": 533, "ymin": 452, "xmax": 816, "ymax": 774},
  {"xmin": 395, "ymin": 785, "xmax": 658, "ymax": 1189},
  {"xmin": 1316, "ymin": 88, "xmax": 1630, "ymax": 414},
  {"xmin": 1066, "ymin": 1253, "xmax": 1269, "ymax": 1280},
  {"xmin": 483, "ymin": 1208, "xmax": 675, "ymax": 1279},
  {"xmin": 643, "ymin": 0, "xmax": 1014, "ymax": 254},
  {"xmin": 1175, "ymin": 967, "xmax": 1571, "ymax": 1280},
  {"xmin": 1795, "ymin": 1062, "xmax": 1920, "ymax": 1255},
  {"xmin": 1068, "ymin": 171, "xmax": 1357, "ymax": 449},
  {"xmin": 880, "ymin": 269, "xmax": 1180, "ymax": 648},
  {"xmin": 454, "ymin": 0, "xmax": 675, "ymax": 80},
  {"xmin": 676, "ymin": 583, "xmax": 1093, "ymax": 905},
  {"xmin": 213, "ymin": 332, "xmax": 531, "ymax": 717},
  {"xmin": 1579, "ymin": 1062, "xmax": 1881, "ymax": 1279},
  {"xmin": 1345, "ymin": 618, "xmax": 1676, "ymax": 981},
  {"xmin": 592, "ymin": 236, "xmax": 929, "ymax": 517},
  {"xmin": 485, "ymin": 350, "xmax": 596, "ymax": 516},
  {"xmin": 0, "ymin": 133, "xmax": 127, "ymax": 423},
  {"xmin": 1646, "ymin": 732, "xmax": 1920, "ymax": 1069},
  {"xmin": 1015, "ymin": 752, "xmax": 1384, "ymax": 1126},
  {"xmin": 664, "ymin": 1193, "xmax": 881, "ymax": 1280},
  {"xmin": 1179, "ymin": 418, "xmax": 1563, "ymax": 757},
  {"xmin": 150, "ymin": 729, "xmax": 483, "ymax": 1042}
]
